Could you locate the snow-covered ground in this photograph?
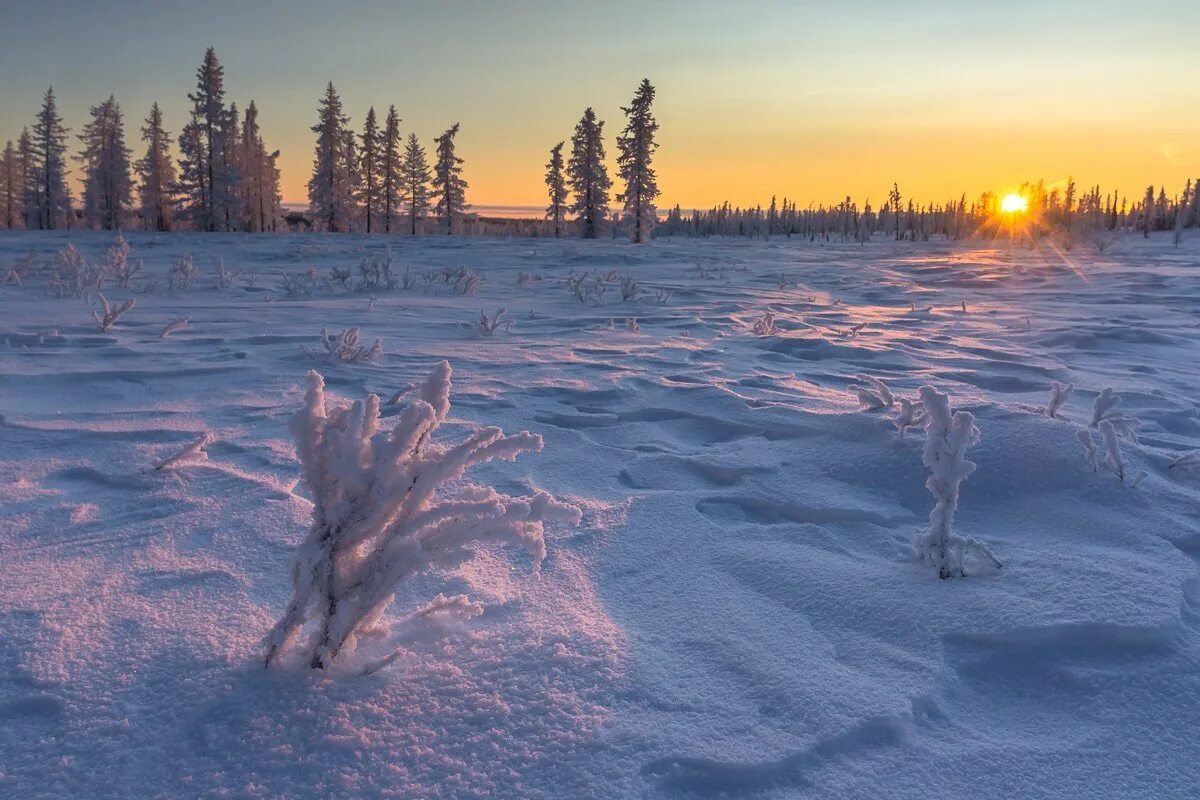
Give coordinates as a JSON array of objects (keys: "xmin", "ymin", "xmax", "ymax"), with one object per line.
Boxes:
[{"xmin": 2, "ymin": 231, "xmax": 1198, "ymax": 799}]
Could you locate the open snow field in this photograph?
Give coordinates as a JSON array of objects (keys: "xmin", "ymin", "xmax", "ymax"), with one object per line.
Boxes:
[{"xmin": 2, "ymin": 231, "xmax": 1199, "ymax": 799}]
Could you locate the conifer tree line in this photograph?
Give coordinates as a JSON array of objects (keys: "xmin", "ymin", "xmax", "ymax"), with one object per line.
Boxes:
[
  {"xmin": 0, "ymin": 48, "xmax": 283, "ymax": 232},
  {"xmin": 655, "ymin": 177, "xmax": 1200, "ymax": 246}
]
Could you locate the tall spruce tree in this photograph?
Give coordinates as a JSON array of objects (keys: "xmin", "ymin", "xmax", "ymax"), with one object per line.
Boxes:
[
  {"xmin": 77, "ymin": 95, "xmax": 132, "ymax": 230},
  {"xmin": 307, "ymin": 82, "xmax": 357, "ymax": 232},
  {"xmin": 176, "ymin": 48, "xmax": 235, "ymax": 231},
  {"xmin": 432, "ymin": 123, "xmax": 468, "ymax": 235},
  {"xmin": 358, "ymin": 107, "xmax": 381, "ymax": 233},
  {"xmin": 136, "ymin": 102, "xmax": 176, "ymax": 231},
  {"xmin": 400, "ymin": 132, "xmax": 431, "ymax": 235},
  {"xmin": 29, "ymin": 87, "xmax": 73, "ymax": 230},
  {"xmin": 567, "ymin": 107, "xmax": 611, "ymax": 239},
  {"xmin": 381, "ymin": 106, "xmax": 403, "ymax": 234},
  {"xmin": 0, "ymin": 140, "xmax": 20, "ymax": 229},
  {"xmin": 616, "ymin": 79, "xmax": 660, "ymax": 243},
  {"xmin": 17, "ymin": 128, "xmax": 35, "ymax": 229},
  {"xmin": 545, "ymin": 141, "xmax": 567, "ymax": 237}
]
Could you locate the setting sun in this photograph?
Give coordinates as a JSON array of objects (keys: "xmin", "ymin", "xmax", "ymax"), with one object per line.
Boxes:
[{"xmin": 1000, "ymin": 193, "xmax": 1029, "ymax": 213}]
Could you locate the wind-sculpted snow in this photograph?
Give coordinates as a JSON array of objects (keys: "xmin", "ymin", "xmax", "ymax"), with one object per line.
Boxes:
[{"xmin": 1, "ymin": 231, "xmax": 1198, "ymax": 798}]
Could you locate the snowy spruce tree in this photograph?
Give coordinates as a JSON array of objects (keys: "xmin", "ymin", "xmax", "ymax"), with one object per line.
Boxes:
[
  {"xmin": 358, "ymin": 107, "xmax": 382, "ymax": 233},
  {"xmin": 29, "ymin": 87, "xmax": 73, "ymax": 230},
  {"xmin": 1, "ymin": 140, "xmax": 22, "ymax": 229},
  {"xmin": 568, "ymin": 107, "xmax": 612, "ymax": 239},
  {"xmin": 239, "ymin": 100, "xmax": 283, "ymax": 232},
  {"xmin": 545, "ymin": 141, "xmax": 568, "ymax": 237},
  {"xmin": 433, "ymin": 123, "xmax": 468, "ymax": 235},
  {"xmin": 308, "ymin": 82, "xmax": 358, "ymax": 232},
  {"xmin": 135, "ymin": 102, "xmax": 176, "ymax": 231},
  {"xmin": 176, "ymin": 48, "xmax": 237, "ymax": 231},
  {"xmin": 380, "ymin": 105, "xmax": 403, "ymax": 233},
  {"xmin": 400, "ymin": 132, "xmax": 431, "ymax": 235},
  {"xmin": 616, "ymin": 79, "xmax": 661, "ymax": 243},
  {"xmin": 17, "ymin": 129, "xmax": 35, "ymax": 229},
  {"xmin": 77, "ymin": 95, "xmax": 133, "ymax": 230},
  {"xmin": 263, "ymin": 361, "xmax": 580, "ymax": 672}
]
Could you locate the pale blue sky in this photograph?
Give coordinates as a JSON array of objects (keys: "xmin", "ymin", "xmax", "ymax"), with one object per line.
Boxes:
[{"xmin": 2, "ymin": 0, "xmax": 1197, "ymax": 205}]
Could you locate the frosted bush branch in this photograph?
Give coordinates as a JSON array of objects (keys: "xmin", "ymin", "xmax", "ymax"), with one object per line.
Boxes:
[
  {"xmin": 620, "ymin": 276, "xmax": 641, "ymax": 301},
  {"xmin": 913, "ymin": 386, "xmax": 1000, "ymax": 578},
  {"xmin": 159, "ymin": 317, "xmax": 191, "ymax": 338},
  {"xmin": 263, "ymin": 362, "xmax": 581, "ymax": 671},
  {"xmin": 213, "ymin": 257, "xmax": 243, "ymax": 289},
  {"xmin": 1043, "ymin": 381, "xmax": 1073, "ymax": 419},
  {"xmin": 849, "ymin": 374, "xmax": 894, "ymax": 410},
  {"xmin": 1169, "ymin": 452, "xmax": 1200, "ymax": 471},
  {"xmin": 751, "ymin": 310, "xmax": 778, "ymax": 336},
  {"xmin": 1099, "ymin": 420, "xmax": 1126, "ymax": 482},
  {"xmin": 305, "ymin": 327, "xmax": 383, "ymax": 363},
  {"xmin": 1089, "ymin": 387, "xmax": 1140, "ymax": 442},
  {"xmin": 92, "ymin": 293, "xmax": 136, "ymax": 332},
  {"xmin": 154, "ymin": 433, "xmax": 214, "ymax": 471},
  {"xmin": 168, "ymin": 254, "xmax": 198, "ymax": 290},
  {"xmin": 893, "ymin": 398, "xmax": 926, "ymax": 438},
  {"xmin": 627, "ymin": 317, "xmax": 640, "ymax": 333}
]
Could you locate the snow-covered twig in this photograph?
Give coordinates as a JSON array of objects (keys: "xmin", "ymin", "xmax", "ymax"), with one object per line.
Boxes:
[
  {"xmin": 1099, "ymin": 420, "xmax": 1125, "ymax": 482},
  {"xmin": 913, "ymin": 386, "xmax": 1000, "ymax": 578},
  {"xmin": 263, "ymin": 362, "xmax": 580, "ymax": 671},
  {"xmin": 1077, "ymin": 429, "xmax": 1099, "ymax": 472},
  {"xmin": 849, "ymin": 374, "xmax": 894, "ymax": 410},
  {"xmin": 159, "ymin": 317, "xmax": 190, "ymax": 339},
  {"xmin": 627, "ymin": 317, "xmax": 640, "ymax": 333},
  {"xmin": 154, "ymin": 433, "xmax": 213, "ymax": 471},
  {"xmin": 92, "ymin": 293, "xmax": 135, "ymax": 332}
]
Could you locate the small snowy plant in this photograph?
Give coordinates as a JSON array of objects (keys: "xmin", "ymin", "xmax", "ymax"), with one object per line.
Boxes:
[
  {"xmin": 1077, "ymin": 429, "xmax": 1100, "ymax": 472},
  {"xmin": 1042, "ymin": 381, "xmax": 1073, "ymax": 419},
  {"xmin": 168, "ymin": 254, "xmax": 198, "ymax": 290},
  {"xmin": 306, "ymin": 327, "xmax": 383, "ymax": 364},
  {"xmin": 1089, "ymin": 387, "xmax": 1140, "ymax": 442},
  {"xmin": 751, "ymin": 310, "xmax": 778, "ymax": 336},
  {"xmin": 263, "ymin": 362, "xmax": 580, "ymax": 671},
  {"xmin": 1098, "ymin": 420, "xmax": 1126, "ymax": 482},
  {"xmin": 213, "ymin": 257, "xmax": 243, "ymax": 289},
  {"xmin": 477, "ymin": 308, "xmax": 511, "ymax": 337},
  {"xmin": 893, "ymin": 397, "xmax": 926, "ymax": 438},
  {"xmin": 92, "ymin": 293, "xmax": 136, "ymax": 332},
  {"xmin": 159, "ymin": 317, "xmax": 190, "ymax": 339},
  {"xmin": 849, "ymin": 374, "xmax": 894, "ymax": 410},
  {"xmin": 627, "ymin": 317, "xmax": 640, "ymax": 333},
  {"xmin": 913, "ymin": 386, "xmax": 1000, "ymax": 578}
]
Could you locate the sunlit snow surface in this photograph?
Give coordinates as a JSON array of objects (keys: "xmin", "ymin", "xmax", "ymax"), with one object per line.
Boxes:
[{"xmin": 1, "ymin": 231, "xmax": 1198, "ymax": 798}]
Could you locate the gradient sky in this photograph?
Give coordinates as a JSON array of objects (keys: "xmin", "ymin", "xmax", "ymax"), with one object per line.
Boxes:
[{"xmin": 2, "ymin": 0, "xmax": 1197, "ymax": 208}]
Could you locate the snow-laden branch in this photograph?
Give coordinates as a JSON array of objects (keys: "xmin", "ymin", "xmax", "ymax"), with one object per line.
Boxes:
[
  {"xmin": 264, "ymin": 361, "xmax": 580, "ymax": 671},
  {"xmin": 913, "ymin": 386, "xmax": 1000, "ymax": 578},
  {"xmin": 159, "ymin": 317, "xmax": 191, "ymax": 339},
  {"xmin": 751, "ymin": 310, "xmax": 778, "ymax": 336},
  {"xmin": 893, "ymin": 398, "xmax": 925, "ymax": 438}
]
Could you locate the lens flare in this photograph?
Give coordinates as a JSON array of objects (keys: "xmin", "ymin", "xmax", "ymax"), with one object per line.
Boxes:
[{"xmin": 1000, "ymin": 193, "xmax": 1028, "ymax": 213}]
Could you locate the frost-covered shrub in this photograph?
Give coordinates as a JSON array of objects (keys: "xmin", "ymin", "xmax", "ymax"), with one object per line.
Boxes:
[
  {"xmin": 620, "ymin": 275, "xmax": 641, "ymax": 301},
  {"xmin": 168, "ymin": 254, "xmax": 198, "ymax": 290},
  {"xmin": 3, "ymin": 253, "xmax": 36, "ymax": 286},
  {"xmin": 1042, "ymin": 381, "xmax": 1073, "ymax": 419},
  {"xmin": 263, "ymin": 362, "xmax": 580, "ymax": 671},
  {"xmin": 47, "ymin": 243, "xmax": 102, "ymax": 298},
  {"xmin": 913, "ymin": 386, "xmax": 1000, "ymax": 578},
  {"xmin": 1089, "ymin": 387, "xmax": 1140, "ymax": 442},
  {"xmin": 305, "ymin": 327, "xmax": 382, "ymax": 364},
  {"xmin": 1077, "ymin": 428, "xmax": 1100, "ymax": 472},
  {"xmin": 357, "ymin": 250, "xmax": 395, "ymax": 291},
  {"xmin": 105, "ymin": 234, "xmax": 143, "ymax": 288},
  {"xmin": 92, "ymin": 293, "xmax": 135, "ymax": 332},
  {"xmin": 654, "ymin": 288, "xmax": 672, "ymax": 305},
  {"xmin": 849, "ymin": 374, "xmax": 894, "ymax": 410},
  {"xmin": 627, "ymin": 317, "xmax": 640, "ymax": 333},
  {"xmin": 477, "ymin": 308, "xmax": 510, "ymax": 337},
  {"xmin": 213, "ymin": 257, "xmax": 242, "ymax": 290},
  {"xmin": 279, "ymin": 268, "xmax": 319, "ymax": 297},
  {"xmin": 751, "ymin": 310, "xmax": 778, "ymax": 336},
  {"xmin": 1098, "ymin": 420, "xmax": 1126, "ymax": 482}
]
